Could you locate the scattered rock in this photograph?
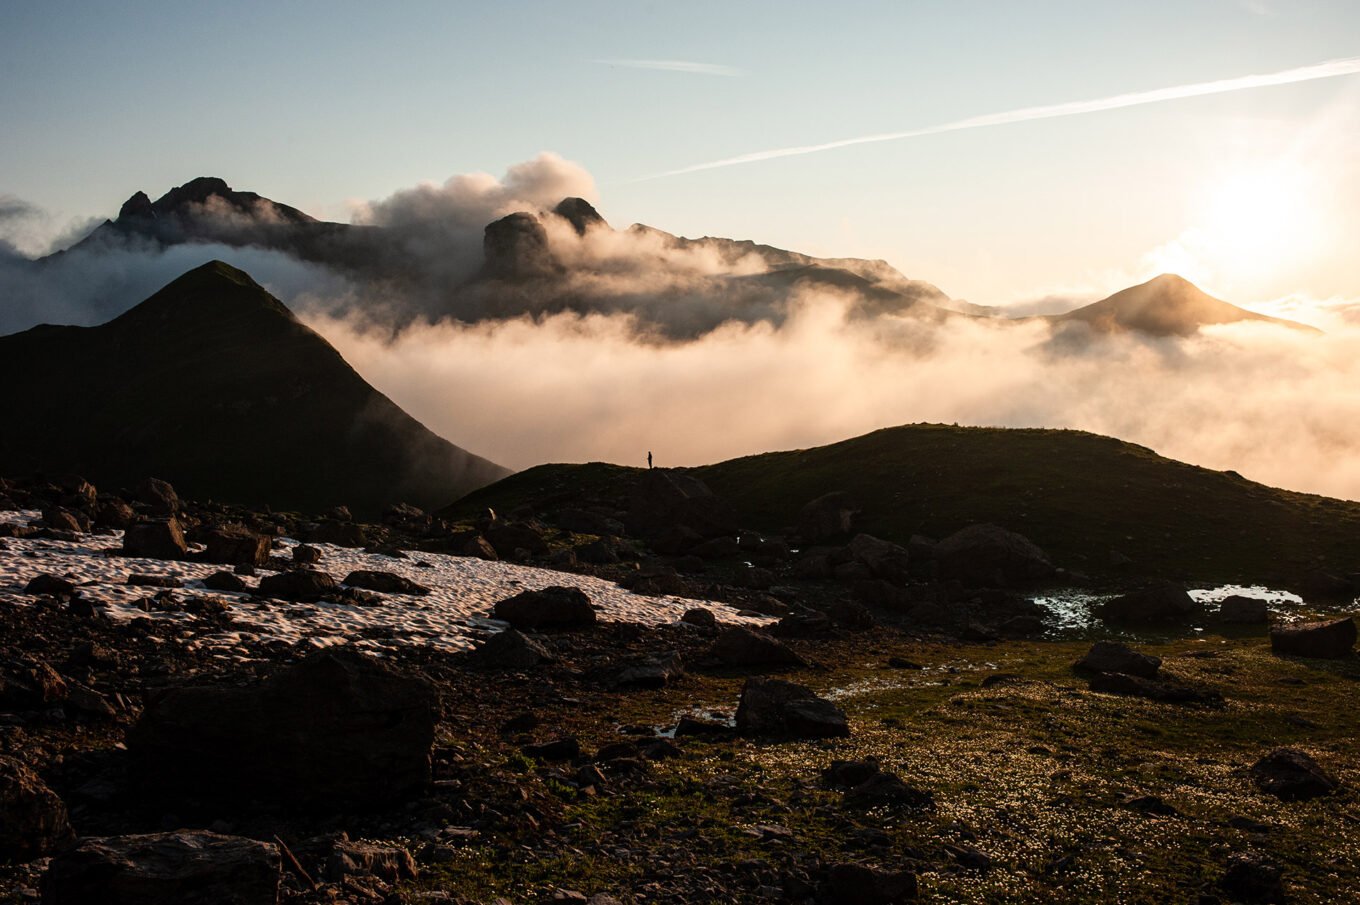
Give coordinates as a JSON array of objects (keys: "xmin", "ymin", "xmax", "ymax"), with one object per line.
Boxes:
[
  {"xmin": 127, "ymin": 574, "xmax": 182, "ymax": 588},
  {"xmin": 736, "ymin": 677, "xmax": 849, "ymax": 739},
  {"xmin": 23, "ymin": 573, "xmax": 76, "ymax": 597},
  {"xmin": 707, "ymin": 626, "xmax": 809, "ymax": 669},
  {"xmin": 1087, "ymin": 672, "xmax": 1223, "ymax": 706},
  {"xmin": 493, "ymin": 586, "xmax": 596, "ymax": 631},
  {"xmin": 468, "ymin": 629, "xmax": 555, "ymax": 669},
  {"xmin": 41, "ymin": 830, "xmax": 280, "ymax": 905},
  {"xmin": 1249, "ymin": 749, "xmax": 1339, "ymax": 801},
  {"xmin": 1073, "ymin": 641, "xmax": 1161, "ymax": 679},
  {"xmin": 202, "ymin": 570, "xmax": 247, "ymax": 592},
  {"xmin": 202, "ymin": 525, "xmax": 272, "ymax": 567},
  {"xmin": 1221, "ymin": 852, "xmax": 1287, "ymax": 904},
  {"xmin": 292, "ymin": 544, "xmax": 322, "ymax": 565},
  {"xmin": 1270, "ymin": 617, "xmax": 1356, "ymax": 660},
  {"xmin": 0, "ymin": 755, "xmax": 74, "ymax": 860},
  {"xmin": 818, "ymin": 862, "xmax": 917, "ymax": 905},
  {"xmin": 122, "ymin": 518, "xmax": 189, "ymax": 561},
  {"xmin": 255, "ymin": 569, "xmax": 339, "ymax": 602},
  {"xmin": 523, "ymin": 737, "xmax": 581, "ymax": 762},
  {"xmin": 617, "ymin": 652, "xmax": 684, "ymax": 689},
  {"xmin": 680, "ymin": 607, "xmax": 717, "ymax": 629},
  {"xmin": 324, "ymin": 837, "xmax": 418, "ymax": 885},
  {"xmin": 342, "ymin": 570, "xmax": 431, "ymax": 596},
  {"xmin": 844, "ymin": 771, "xmax": 935, "ymax": 810}
]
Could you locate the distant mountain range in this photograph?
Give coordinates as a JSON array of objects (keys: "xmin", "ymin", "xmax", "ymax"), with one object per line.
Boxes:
[
  {"xmin": 0, "ymin": 261, "xmax": 508, "ymax": 514},
  {"xmin": 39, "ymin": 176, "xmax": 1318, "ymax": 339}
]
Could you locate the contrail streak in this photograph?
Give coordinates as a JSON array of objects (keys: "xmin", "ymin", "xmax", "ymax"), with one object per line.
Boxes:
[
  {"xmin": 595, "ymin": 59, "xmax": 744, "ymax": 77},
  {"xmin": 650, "ymin": 56, "xmax": 1360, "ymax": 178}
]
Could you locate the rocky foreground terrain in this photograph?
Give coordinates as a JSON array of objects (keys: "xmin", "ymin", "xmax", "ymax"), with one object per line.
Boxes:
[{"xmin": 0, "ymin": 470, "xmax": 1356, "ymax": 904}]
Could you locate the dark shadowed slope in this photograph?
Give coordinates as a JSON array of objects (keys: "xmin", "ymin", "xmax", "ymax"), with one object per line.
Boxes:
[
  {"xmin": 446, "ymin": 424, "xmax": 1360, "ymax": 586},
  {"xmin": 1049, "ymin": 273, "xmax": 1318, "ymax": 336},
  {"xmin": 0, "ymin": 261, "xmax": 509, "ymax": 514}
]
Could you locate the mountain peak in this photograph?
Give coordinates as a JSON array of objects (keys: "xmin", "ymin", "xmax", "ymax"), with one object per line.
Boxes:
[
  {"xmin": 1053, "ymin": 273, "xmax": 1318, "ymax": 336},
  {"xmin": 111, "ymin": 260, "xmax": 296, "ymax": 330},
  {"xmin": 552, "ymin": 197, "xmax": 607, "ymax": 236}
]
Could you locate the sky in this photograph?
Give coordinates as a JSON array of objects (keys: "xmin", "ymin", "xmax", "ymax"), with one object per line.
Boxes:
[{"xmin": 3, "ymin": 0, "xmax": 1359, "ymax": 308}]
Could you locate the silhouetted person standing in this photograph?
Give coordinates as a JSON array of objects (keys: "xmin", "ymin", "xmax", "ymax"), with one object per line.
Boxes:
[{"xmin": 647, "ymin": 451, "xmax": 653, "ymax": 469}]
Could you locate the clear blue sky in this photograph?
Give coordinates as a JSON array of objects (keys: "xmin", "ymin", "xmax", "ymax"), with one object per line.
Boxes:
[{"xmin": 3, "ymin": 0, "xmax": 1358, "ymax": 304}]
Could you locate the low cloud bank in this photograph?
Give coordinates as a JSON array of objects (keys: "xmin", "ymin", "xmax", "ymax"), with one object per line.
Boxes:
[{"xmin": 3, "ymin": 156, "xmax": 1359, "ymax": 502}]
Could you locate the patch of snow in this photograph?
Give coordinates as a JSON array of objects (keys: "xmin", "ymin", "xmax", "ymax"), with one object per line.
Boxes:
[{"xmin": 0, "ymin": 509, "xmax": 769, "ymax": 659}]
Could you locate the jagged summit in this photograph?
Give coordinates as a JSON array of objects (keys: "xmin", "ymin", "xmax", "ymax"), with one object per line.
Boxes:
[
  {"xmin": 1052, "ymin": 273, "xmax": 1318, "ymax": 336},
  {"xmin": 114, "ymin": 176, "xmax": 314, "ymax": 226},
  {"xmin": 552, "ymin": 197, "xmax": 607, "ymax": 236},
  {"xmin": 482, "ymin": 211, "xmax": 560, "ymax": 280}
]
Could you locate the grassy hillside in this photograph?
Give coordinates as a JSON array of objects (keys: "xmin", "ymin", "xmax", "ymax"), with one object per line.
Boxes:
[
  {"xmin": 450, "ymin": 424, "xmax": 1360, "ymax": 586},
  {"xmin": 0, "ymin": 261, "xmax": 509, "ymax": 515}
]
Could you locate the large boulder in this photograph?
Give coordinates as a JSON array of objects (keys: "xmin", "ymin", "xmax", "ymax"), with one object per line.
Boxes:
[
  {"xmin": 847, "ymin": 534, "xmax": 911, "ymax": 582},
  {"xmin": 0, "ymin": 756, "xmax": 74, "ymax": 860},
  {"xmin": 128, "ymin": 650, "xmax": 436, "ymax": 809},
  {"xmin": 626, "ymin": 469, "xmax": 736, "ymax": 539},
  {"xmin": 24, "ymin": 573, "xmax": 76, "ymax": 597},
  {"xmin": 1073, "ymin": 641, "xmax": 1161, "ymax": 679},
  {"xmin": 797, "ymin": 492, "xmax": 859, "ymax": 543},
  {"xmin": 492, "ymin": 586, "xmax": 596, "ymax": 631},
  {"xmin": 41, "ymin": 831, "xmax": 280, "ymax": 905},
  {"xmin": 121, "ymin": 519, "xmax": 188, "ymax": 561},
  {"xmin": 202, "ymin": 526, "xmax": 271, "ymax": 567},
  {"xmin": 1269, "ymin": 617, "xmax": 1356, "ymax": 659},
  {"xmin": 342, "ymin": 570, "xmax": 431, "ymax": 596},
  {"xmin": 707, "ymin": 626, "xmax": 809, "ymax": 669},
  {"xmin": 255, "ymin": 569, "xmax": 339, "ymax": 602},
  {"xmin": 1250, "ymin": 749, "xmax": 1339, "ymax": 801},
  {"xmin": 934, "ymin": 523, "xmax": 1053, "ymax": 585},
  {"xmin": 736, "ymin": 677, "xmax": 849, "ymax": 739},
  {"xmin": 1098, "ymin": 580, "xmax": 1201, "ymax": 624}
]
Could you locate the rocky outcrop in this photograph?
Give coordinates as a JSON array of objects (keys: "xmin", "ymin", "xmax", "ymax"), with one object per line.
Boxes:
[
  {"xmin": 0, "ymin": 756, "xmax": 74, "ymax": 860},
  {"xmin": 483, "ymin": 212, "xmax": 559, "ymax": 279},
  {"xmin": 41, "ymin": 831, "xmax": 281, "ymax": 905},
  {"xmin": 552, "ymin": 197, "xmax": 607, "ymax": 236},
  {"xmin": 128, "ymin": 650, "xmax": 436, "ymax": 809}
]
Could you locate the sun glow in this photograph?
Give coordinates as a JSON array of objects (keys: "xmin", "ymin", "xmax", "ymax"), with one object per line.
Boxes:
[{"xmin": 1198, "ymin": 162, "xmax": 1322, "ymax": 281}]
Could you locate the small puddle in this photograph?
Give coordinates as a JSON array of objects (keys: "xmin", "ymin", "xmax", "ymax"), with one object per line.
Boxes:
[{"xmin": 1035, "ymin": 584, "xmax": 1320, "ymax": 641}]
